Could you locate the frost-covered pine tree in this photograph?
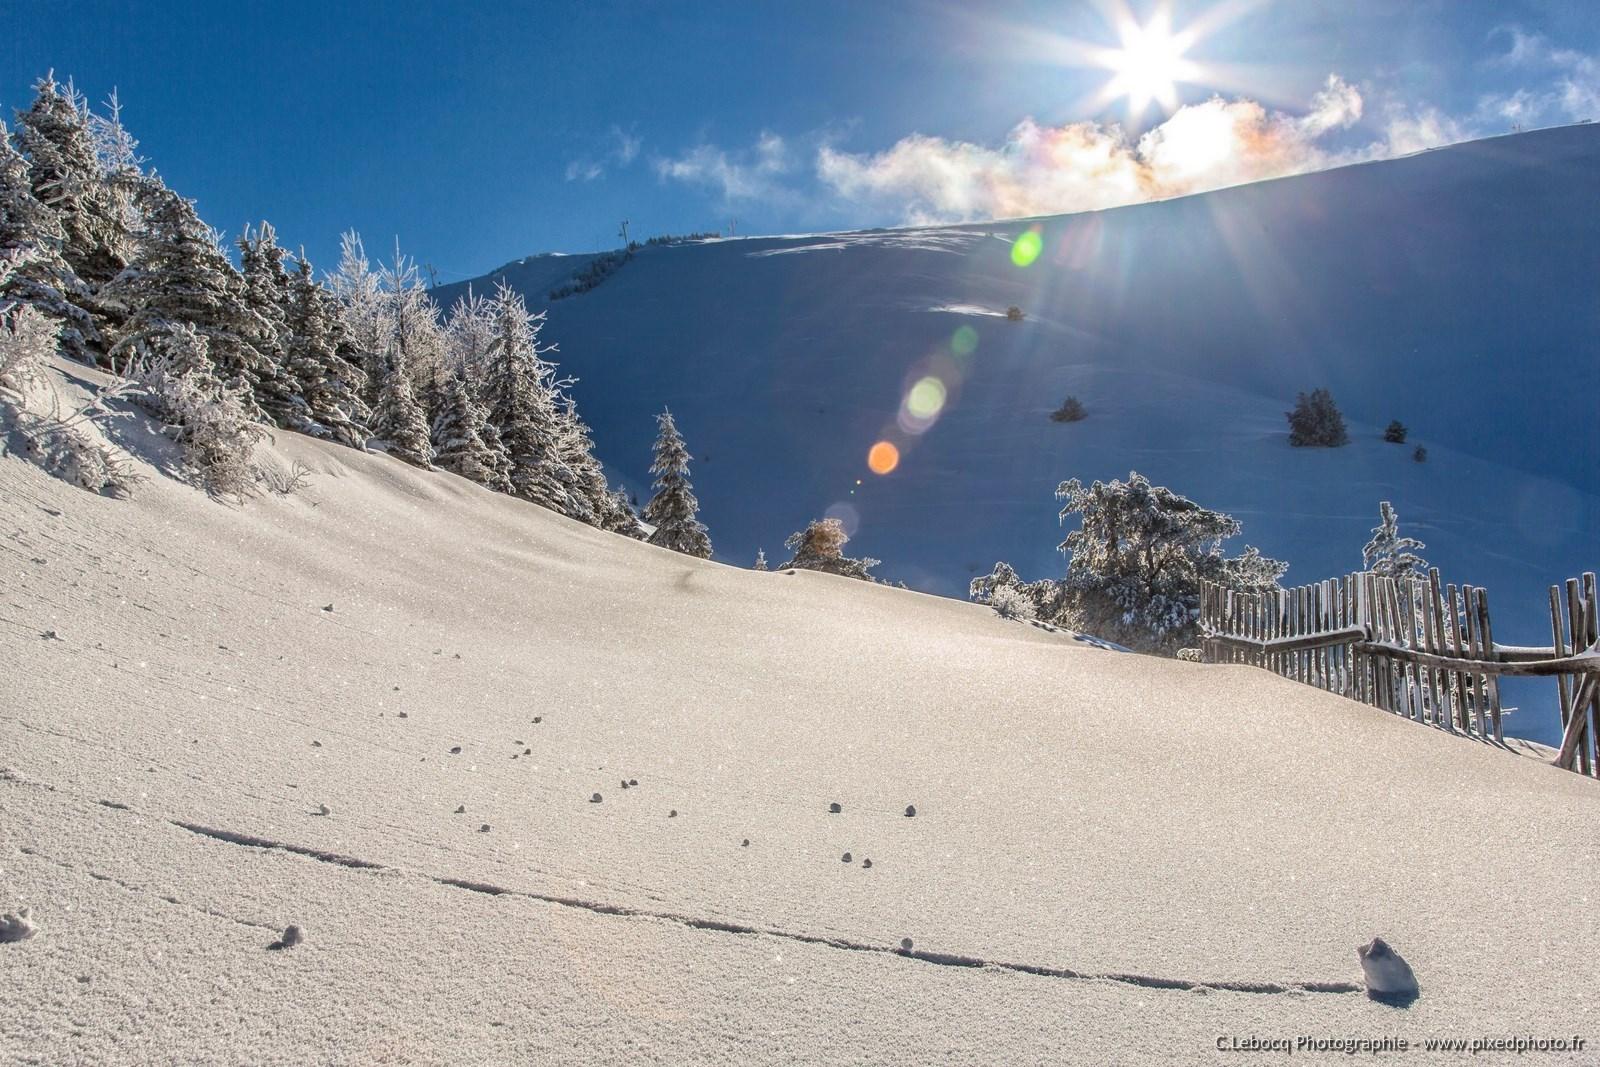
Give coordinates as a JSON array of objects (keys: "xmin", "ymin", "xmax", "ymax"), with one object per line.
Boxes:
[
  {"xmin": 781, "ymin": 517, "xmax": 877, "ymax": 581},
  {"xmin": 753, "ymin": 548, "xmax": 768, "ymax": 571},
  {"xmin": 237, "ymin": 222, "xmax": 306, "ymax": 428},
  {"xmin": 444, "ymin": 288, "xmax": 496, "ymax": 378},
  {"xmin": 0, "ymin": 118, "xmax": 97, "ymax": 361},
  {"xmin": 430, "ymin": 370, "xmax": 498, "ymax": 485},
  {"xmin": 1362, "ymin": 501, "xmax": 1428, "ymax": 580},
  {"xmin": 1055, "ymin": 472, "xmax": 1285, "ymax": 653},
  {"xmin": 11, "ymin": 75, "xmax": 130, "ymax": 291},
  {"xmin": 132, "ymin": 323, "xmax": 264, "ymax": 498},
  {"xmin": 327, "ymin": 231, "xmax": 388, "ymax": 409},
  {"xmin": 104, "ymin": 178, "xmax": 272, "ymax": 422},
  {"xmin": 284, "ymin": 255, "xmax": 369, "ymax": 448},
  {"xmin": 482, "ymin": 282, "xmax": 569, "ymax": 510},
  {"xmin": 370, "ymin": 349, "xmax": 433, "ymax": 468},
  {"xmin": 643, "ymin": 408, "xmax": 711, "ymax": 558},
  {"xmin": 379, "ymin": 242, "xmax": 448, "ymax": 419}
]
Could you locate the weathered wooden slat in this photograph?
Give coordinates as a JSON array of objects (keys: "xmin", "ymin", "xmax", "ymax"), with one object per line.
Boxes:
[
  {"xmin": 1476, "ymin": 587, "xmax": 1503, "ymax": 743},
  {"xmin": 1555, "ymin": 673, "xmax": 1598, "ymax": 771}
]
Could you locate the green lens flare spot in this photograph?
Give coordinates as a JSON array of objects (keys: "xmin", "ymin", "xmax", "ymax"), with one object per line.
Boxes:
[
  {"xmin": 951, "ymin": 325, "xmax": 978, "ymax": 357},
  {"xmin": 906, "ymin": 376, "xmax": 947, "ymax": 419},
  {"xmin": 1011, "ymin": 230, "xmax": 1043, "ymax": 268}
]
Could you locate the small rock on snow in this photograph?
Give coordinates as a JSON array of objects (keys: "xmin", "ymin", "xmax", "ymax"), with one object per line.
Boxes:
[
  {"xmin": 0, "ymin": 908, "xmax": 38, "ymax": 943},
  {"xmin": 904, "ymin": 805, "xmax": 917, "ymax": 817},
  {"xmin": 454, "ymin": 805, "xmax": 465, "ymax": 814},
  {"xmin": 321, "ymin": 604, "xmax": 334, "ymax": 613},
  {"xmin": 1358, "ymin": 937, "xmax": 1419, "ymax": 1004},
  {"xmin": 828, "ymin": 802, "xmax": 842, "ymax": 814},
  {"xmin": 590, "ymin": 793, "xmax": 603, "ymax": 804},
  {"xmin": 862, "ymin": 858, "xmax": 873, "ymax": 869},
  {"xmin": 479, "ymin": 824, "xmax": 491, "ymax": 833},
  {"xmin": 841, "ymin": 852, "xmax": 852, "ymax": 863},
  {"xmin": 900, "ymin": 938, "xmax": 913, "ymax": 952},
  {"xmin": 269, "ymin": 924, "xmax": 304, "ymax": 951},
  {"xmin": 449, "ymin": 746, "xmax": 462, "ymax": 755}
]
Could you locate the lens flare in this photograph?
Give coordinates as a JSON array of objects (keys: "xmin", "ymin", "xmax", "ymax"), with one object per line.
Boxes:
[
  {"xmin": 1011, "ymin": 229, "xmax": 1043, "ymax": 267},
  {"xmin": 951, "ymin": 325, "xmax": 979, "ymax": 357},
  {"xmin": 906, "ymin": 376, "xmax": 947, "ymax": 419},
  {"xmin": 867, "ymin": 440, "xmax": 900, "ymax": 475},
  {"xmin": 825, "ymin": 501, "xmax": 860, "ymax": 536}
]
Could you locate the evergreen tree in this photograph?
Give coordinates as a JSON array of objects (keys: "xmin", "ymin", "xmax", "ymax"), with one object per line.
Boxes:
[
  {"xmin": 238, "ymin": 221, "xmax": 305, "ymax": 428},
  {"xmin": 371, "ymin": 348, "xmax": 433, "ymax": 467},
  {"xmin": 328, "ymin": 230, "xmax": 387, "ymax": 410},
  {"xmin": 1286, "ymin": 387, "xmax": 1349, "ymax": 447},
  {"xmin": 284, "ymin": 255, "xmax": 369, "ymax": 448},
  {"xmin": 1055, "ymin": 472, "xmax": 1286, "ymax": 653},
  {"xmin": 483, "ymin": 282, "xmax": 569, "ymax": 511},
  {"xmin": 1383, "ymin": 419, "xmax": 1407, "ymax": 444},
  {"xmin": 379, "ymin": 241, "xmax": 448, "ymax": 421},
  {"xmin": 11, "ymin": 75, "xmax": 129, "ymax": 290},
  {"xmin": 430, "ymin": 370, "xmax": 498, "ymax": 485},
  {"xmin": 444, "ymin": 288, "xmax": 496, "ymax": 378},
  {"xmin": 643, "ymin": 408, "xmax": 711, "ymax": 558},
  {"xmin": 104, "ymin": 178, "xmax": 273, "ymax": 422},
  {"xmin": 0, "ymin": 118, "xmax": 96, "ymax": 360},
  {"xmin": 781, "ymin": 518, "xmax": 877, "ymax": 580},
  {"xmin": 1362, "ymin": 501, "xmax": 1428, "ymax": 580},
  {"xmin": 753, "ymin": 548, "xmax": 768, "ymax": 571}
]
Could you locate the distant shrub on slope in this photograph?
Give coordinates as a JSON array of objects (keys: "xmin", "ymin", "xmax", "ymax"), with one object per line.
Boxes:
[
  {"xmin": 1286, "ymin": 388, "xmax": 1349, "ymax": 447},
  {"xmin": 1050, "ymin": 396, "xmax": 1086, "ymax": 423},
  {"xmin": 1383, "ymin": 419, "xmax": 1407, "ymax": 444}
]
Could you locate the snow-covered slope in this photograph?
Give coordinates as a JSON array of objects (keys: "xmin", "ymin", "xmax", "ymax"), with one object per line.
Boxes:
[
  {"xmin": 440, "ymin": 125, "xmax": 1600, "ymax": 745},
  {"xmin": 3, "ymin": 362, "xmax": 1598, "ymax": 1064}
]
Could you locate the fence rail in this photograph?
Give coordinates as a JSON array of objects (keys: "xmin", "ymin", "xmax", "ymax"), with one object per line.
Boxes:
[{"xmin": 1198, "ymin": 569, "xmax": 1600, "ymax": 778}]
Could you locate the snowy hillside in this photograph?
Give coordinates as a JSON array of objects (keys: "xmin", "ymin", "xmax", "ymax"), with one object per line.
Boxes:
[
  {"xmin": 4, "ymin": 360, "xmax": 1598, "ymax": 1064},
  {"xmin": 439, "ymin": 124, "xmax": 1600, "ymax": 745}
]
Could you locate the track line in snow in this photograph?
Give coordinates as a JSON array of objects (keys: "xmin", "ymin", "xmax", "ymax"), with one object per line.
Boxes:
[{"xmin": 163, "ymin": 811, "xmax": 1362, "ymax": 997}]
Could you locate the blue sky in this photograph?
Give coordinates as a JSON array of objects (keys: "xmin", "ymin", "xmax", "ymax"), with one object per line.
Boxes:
[{"xmin": 6, "ymin": 0, "xmax": 1597, "ymax": 281}]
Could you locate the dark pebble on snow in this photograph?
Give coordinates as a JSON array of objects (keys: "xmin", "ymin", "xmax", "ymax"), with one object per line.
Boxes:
[
  {"xmin": 449, "ymin": 746, "xmax": 461, "ymax": 755},
  {"xmin": 590, "ymin": 793, "xmax": 603, "ymax": 804},
  {"xmin": 841, "ymin": 852, "xmax": 852, "ymax": 863},
  {"xmin": 828, "ymin": 802, "xmax": 842, "ymax": 814},
  {"xmin": 904, "ymin": 805, "xmax": 916, "ymax": 817}
]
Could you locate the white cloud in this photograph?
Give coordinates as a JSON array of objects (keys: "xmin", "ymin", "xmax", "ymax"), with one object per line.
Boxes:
[
  {"xmin": 816, "ymin": 76, "xmax": 1390, "ymax": 223},
  {"xmin": 564, "ymin": 159, "xmax": 604, "ymax": 182},
  {"xmin": 654, "ymin": 131, "xmax": 793, "ymax": 202},
  {"xmin": 1481, "ymin": 28, "xmax": 1600, "ymax": 125}
]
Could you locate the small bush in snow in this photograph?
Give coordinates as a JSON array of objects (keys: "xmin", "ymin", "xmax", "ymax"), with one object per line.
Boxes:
[
  {"xmin": 1050, "ymin": 396, "xmax": 1087, "ymax": 423},
  {"xmin": 256, "ymin": 458, "xmax": 312, "ymax": 496},
  {"xmin": 1176, "ymin": 647, "xmax": 1204, "ymax": 662},
  {"xmin": 990, "ymin": 585, "xmax": 1037, "ymax": 621},
  {"xmin": 1005, "ymin": 305, "xmax": 1024, "ymax": 322},
  {"xmin": 1383, "ymin": 419, "xmax": 1407, "ymax": 444},
  {"xmin": 7, "ymin": 379, "xmax": 143, "ymax": 498},
  {"xmin": 781, "ymin": 517, "xmax": 880, "ymax": 582},
  {"xmin": 132, "ymin": 327, "xmax": 266, "ymax": 499},
  {"xmin": 0, "ymin": 301, "xmax": 56, "ymax": 397},
  {"xmin": 1413, "ymin": 446, "xmax": 1427, "ymax": 463},
  {"xmin": 1286, "ymin": 388, "xmax": 1349, "ymax": 447}
]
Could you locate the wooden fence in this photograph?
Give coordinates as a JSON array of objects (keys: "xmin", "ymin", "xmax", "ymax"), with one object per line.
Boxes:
[{"xmin": 1198, "ymin": 569, "xmax": 1600, "ymax": 778}]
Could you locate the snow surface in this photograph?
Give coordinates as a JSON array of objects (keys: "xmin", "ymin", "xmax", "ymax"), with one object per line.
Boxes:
[
  {"xmin": 3, "ymin": 361, "xmax": 1598, "ymax": 1064},
  {"xmin": 438, "ymin": 125, "xmax": 1600, "ymax": 745}
]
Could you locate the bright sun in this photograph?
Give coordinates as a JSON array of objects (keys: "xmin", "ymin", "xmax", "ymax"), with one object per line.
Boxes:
[{"xmin": 1098, "ymin": 11, "xmax": 1198, "ymax": 115}]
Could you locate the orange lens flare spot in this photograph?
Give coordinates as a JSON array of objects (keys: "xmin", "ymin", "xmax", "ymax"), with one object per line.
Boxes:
[{"xmin": 867, "ymin": 441, "xmax": 900, "ymax": 475}]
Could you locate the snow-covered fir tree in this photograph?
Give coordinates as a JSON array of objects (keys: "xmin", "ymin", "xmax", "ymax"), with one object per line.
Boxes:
[
  {"xmin": 753, "ymin": 548, "xmax": 768, "ymax": 571},
  {"xmin": 284, "ymin": 255, "xmax": 369, "ymax": 448},
  {"xmin": 237, "ymin": 222, "xmax": 306, "ymax": 428},
  {"xmin": 327, "ymin": 231, "xmax": 388, "ymax": 409},
  {"xmin": 643, "ymin": 408, "xmax": 711, "ymax": 558},
  {"xmin": 104, "ymin": 178, "xmax": 273, "ymax": 422},
  {"xmin": 370, "ymin": 348, "xmax": 433, "ymax": 467},
  {"xmin": 482, "ymin": 282, "xmax": 570, "ymax": 511},
  {"xmin": 430, "ymin": 370, "xmax": 499, "ymax": 485},
  {"xmin": 1362, "ymin": 501, "xmax": 1428, "ymax": 580},
  {"xmin": 379, "ymin": 242, "xmax": 448, "ymax": 418},
  {"xmin": 780, "ymin": 517, "xmax": 877, "ymax": 580},
  {"xmin": 1048, "ymin": 472, "xmax": 1286, "ymax": 654},
  {"xmin": 11, "ymin": 75, "xmax": 131, "ymax": 292},
  {"xmin": 444, "ymin": 288, "xmax": 496, "ymax": 378},
  {"xmin": 0, "ymin": 118, "xmax": 96, "ymax": 360}
]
